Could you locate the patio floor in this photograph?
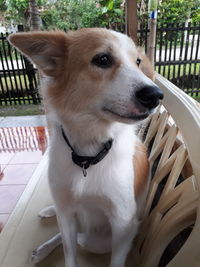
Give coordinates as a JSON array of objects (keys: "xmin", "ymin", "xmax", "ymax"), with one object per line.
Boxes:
[{"xmin": 0, "ymin": 115, "xmax": 48, "ymax": 231}]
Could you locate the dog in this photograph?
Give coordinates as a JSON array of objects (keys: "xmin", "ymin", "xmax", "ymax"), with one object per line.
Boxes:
[{"xmin": 9, "ymin": 28, "xmax": 163, "ymax": 267}]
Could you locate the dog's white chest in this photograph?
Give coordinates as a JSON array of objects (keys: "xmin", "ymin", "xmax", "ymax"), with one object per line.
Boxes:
[{"xmin": 48, "ymin": 124, "xmax": 137, "ymax": 212}]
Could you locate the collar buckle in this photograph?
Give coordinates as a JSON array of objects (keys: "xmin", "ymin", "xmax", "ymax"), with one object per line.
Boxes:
[
  {"xmin": 61, "ymin": 127, "xmax": 113, "ymax": 177},
  {"xmin": 82, "ymin": 165, "xmax": 87, "ymax": 177}
]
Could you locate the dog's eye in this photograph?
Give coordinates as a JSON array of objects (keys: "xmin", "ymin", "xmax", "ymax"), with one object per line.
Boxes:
[
  {"xmin": 91, "ymin": 53, "xmax": 113, "ymax": 68},
  {"xmin": 136, "ymin": 58, "xmax": 141, "ymax": 66}
]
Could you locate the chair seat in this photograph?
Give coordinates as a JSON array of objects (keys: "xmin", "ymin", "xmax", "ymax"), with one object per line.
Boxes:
[
  {"xmin": 0, "ymin": 152, "xmax": 136, "ymax": 267},
  {"xmin": 1, "ymin": 74, "xmax": 200, "ymax": 267}
]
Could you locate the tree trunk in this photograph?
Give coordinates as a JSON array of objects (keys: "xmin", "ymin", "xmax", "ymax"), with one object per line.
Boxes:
[{"xmin": 29, "ymin": 0, "xmax": 40, "ymax": 31}]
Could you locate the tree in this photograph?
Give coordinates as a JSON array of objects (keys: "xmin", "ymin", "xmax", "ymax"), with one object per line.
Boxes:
[
  {"xmin": 137, "ymin": 0, "xmax": 148, "ymax": 28},
  {"xmin": 1, "ymin": 0, "xmax": 44, "ymax": 30},
  {"xmin": 29, "ymin": 0, "xmax": 41, "ymax": 30},
  {"xmin": 40, "ymin": 0, "xmax": 124, "ymax": 31},
  {"xmin": 1, "ymin": 0, "xmax": 199, "ymax": 31},
  {"xmin": 157, "ymin": 0, "xmax": 200, "ymax": 26},
  {"xmin": 41, "ymin": 0, "xmax": 102, "ymax": 30},
  {"xmin": 0, "ymin": 0, "xmax": 7, "ymax": 11},
  {"xmin": 137, "ymin": 0, "xmax": 200, "ymax": 27},
  {"xmin": 3, "ymin": 0, "xmax": 29, "ymax": 27}
]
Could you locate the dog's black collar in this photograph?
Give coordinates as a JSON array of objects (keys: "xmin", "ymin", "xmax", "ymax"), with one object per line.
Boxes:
[{"xmin": 61, "ymin": 127, "xmax": 113, "ymax": 177}]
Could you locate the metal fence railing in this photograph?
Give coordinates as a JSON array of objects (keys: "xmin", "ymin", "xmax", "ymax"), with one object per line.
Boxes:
[
  {"xmin": 138, "ymin": 23, "xmax": 200, "ymax": 96},
  {"xmin": 0, "ymin": 23, "xmax": 199, "ymax": 105},
  {"xmin": 156, "ymin": 23, "xmax": 200, "ymax": 95},
  {"xmin": 0, "ymin": 31, "xmax": 40, "ymax": 106}
]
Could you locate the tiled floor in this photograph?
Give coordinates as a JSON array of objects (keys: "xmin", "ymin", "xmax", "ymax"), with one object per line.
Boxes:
[{"xmin": 0, "ymin": 123, "xmax": 48, "ymax": 232}]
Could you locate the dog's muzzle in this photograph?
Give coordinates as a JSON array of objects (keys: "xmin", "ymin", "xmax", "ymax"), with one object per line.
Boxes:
[{"xmin": 135, "ymin": 85, "xmax": 164, "ymax": 110}]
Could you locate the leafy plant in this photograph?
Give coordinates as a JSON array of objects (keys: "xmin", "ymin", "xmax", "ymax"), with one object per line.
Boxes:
[
  {"xmin": 41, "ymin": 0, "xmax": 124, "ymax": 31},
  {"xmin": 0, "ymin": 0, "xmax": 199, "ymax": 31},
  {"xmin": 157, "ymin": 0, "xmax": 200, "ymax": 26},
  {"xmin": 137, "ymin": 0, "xmax": 200, "ymax": 28},
  {"xmin": 2, "ymin": 0, "xmax": 45, "ymax": 28}
]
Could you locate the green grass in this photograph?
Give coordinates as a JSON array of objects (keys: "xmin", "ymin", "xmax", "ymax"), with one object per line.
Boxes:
[
  {"xmin": 1, "ymin": 74, "xmax": 41, "ymax": 114},
  {"xmin": 0, "ymin": 104, "xmax": 44, "ymax": 117},
  {"xmin": 1, "ymin": 74, "xmax": 38, "ymax": 91},
  {"xmin": 156, "ymin": 63, "xmax": 200, "ymax": 80},
  {"xmin": 191, "ymin": 95, "xmax": 200, "ymax": 102}
]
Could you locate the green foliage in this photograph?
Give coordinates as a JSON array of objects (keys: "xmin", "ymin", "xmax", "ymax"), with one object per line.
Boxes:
[
  {"xmin": 1, "ymin": 0, "xmax": 199, "ymax": 30},
  {"xmin": 41, "ymin": 0, "xmax": 102, "ymax": 30},
  {"xmin": 0, "ymin": 0, "xmax": 47, "ymax": 27},
  {"xmin": 41, "ymin": 0, "xmax": 124, "ymax": 30},
  {"xmin": 4, "ymin": 0, "xmax": 27, "ymax": 25},
  {"xmin": 98, "ymin": 0, "xmax": 124, "ymax": 29},
  {"xmin": 190, "ymin": 2, "xmax": 200, "ymax": 23},
  {"xmin": 3, "ymin": 0, "xmax": 45, "ymax": 27},
  {"xmin": 0, "ymin": 0, "xmax": 7, "ymax": 11},
  {"xmin": 137, "ymin": 0, "xmax": 200, "ymax": 27},
  {"xmin": 157, "ymin": 0, "xmax": 200, "ymax": 26}
]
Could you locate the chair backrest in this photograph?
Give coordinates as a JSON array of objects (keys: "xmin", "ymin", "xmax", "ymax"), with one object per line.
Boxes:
[{"xmin": 132, "ymin": 74, "xmax": 200, "ymax": 267}]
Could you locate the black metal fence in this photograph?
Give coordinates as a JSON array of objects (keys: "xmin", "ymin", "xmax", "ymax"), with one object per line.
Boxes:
[
  {"xmin": 138, "ymin": 22, "xmax": 200, "ymax": 96},
  {"xmin": 0, "ymin": 32, "xmax": 40, "ymax": 105},
  {"xmin": 0, "ymin": 23, "xmax": 199, "ymax": 105}
]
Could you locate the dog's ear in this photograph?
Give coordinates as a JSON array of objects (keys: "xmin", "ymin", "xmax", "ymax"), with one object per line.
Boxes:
[
  {"xmin": 8, "ymin": 31, "xmax": 68, "ymax": 76},
  {"xmin": 137, "ymin": 47, "xmax": 155, "ymax": 81}
]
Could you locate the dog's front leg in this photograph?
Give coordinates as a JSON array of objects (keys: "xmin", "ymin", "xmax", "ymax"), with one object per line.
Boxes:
[
  {"xmin": 31, "ymin": 233, "xmax": 62, "ymax": 263},
  {"xmin": 56, "ymin": 209, "xmax": 78, "ymax": 267},
  {"xmin": 109, "ymin": 214, "xmax": 138, "ymax": 267}
]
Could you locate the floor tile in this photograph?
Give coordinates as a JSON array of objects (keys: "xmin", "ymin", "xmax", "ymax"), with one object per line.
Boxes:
[
  {"xmin": 0, "ymin": 117, "xmax": 5, "ymax": 125},
  {"xmin": 0, "ymin": 125, "xmax": 48, "ymax": 231},
  {"xmin": 0, "ymin": 214, "xmax": 10, "ymax": 232},
  {"xmin": 0, "ymin": 185, "xmax": 26, "ymax": 213},
  {"xmin": 0, "ymin": 165, "xmax": 6, "ymax": 181},
  {"xmin": 0, "ymin": 152, "xmax": 15, "ymax": 165},
  {"xmin": 0, "ymin": 115, "xmax": 47, "ymax": 127},
  {"xmin": 0, "ymin": 164, "xmax": 37, "ymax": 185},
  {"xmin": 9, "ymin": 150, "xmax": 44, "ymax": 164}
]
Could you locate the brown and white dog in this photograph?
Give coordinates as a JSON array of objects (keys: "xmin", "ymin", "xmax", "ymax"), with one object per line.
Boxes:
[{"xmin": 9, "ymin": 28, "xmax": 163, "ymax": 267}]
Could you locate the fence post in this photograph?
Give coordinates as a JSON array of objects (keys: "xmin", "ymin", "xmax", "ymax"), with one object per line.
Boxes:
[
  {"xmin": 147, "ymin": 0, "xmax": 158, "ymax": 67},
  {"xmin": 126, "ymin": 0, "xmax": 138, "ymax": 45}
]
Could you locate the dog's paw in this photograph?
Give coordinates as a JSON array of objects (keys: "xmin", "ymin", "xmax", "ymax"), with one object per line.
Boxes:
[
  {"xmin": 38, "ymin": 205, "xmax": 56, "ymax": 218},
  {"xmin": 31, "ymin": 245, "xmax": 49, "ymax": 264},
  {"xmin": 30, "ymin": 234, "xmax": 62, "ymax": 264}
]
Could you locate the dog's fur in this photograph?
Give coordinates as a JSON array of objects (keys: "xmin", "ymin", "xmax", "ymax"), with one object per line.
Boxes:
[{"xmin": 9, "ymin": 28, "xmax": 161, "ymax": 267}]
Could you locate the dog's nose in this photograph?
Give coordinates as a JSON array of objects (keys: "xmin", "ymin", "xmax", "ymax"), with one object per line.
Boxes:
[{"xmin": 135, "ymin": 85, "xmax": 164, "ymax": 109}]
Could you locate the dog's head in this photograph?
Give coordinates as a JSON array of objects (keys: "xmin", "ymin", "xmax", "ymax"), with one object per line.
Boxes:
[{"xmin": 9, "ymin": 29, "xmax": 163, "ymax": 124}]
